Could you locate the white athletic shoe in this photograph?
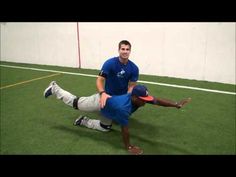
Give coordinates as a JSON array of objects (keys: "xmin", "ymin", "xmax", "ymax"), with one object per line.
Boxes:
[{"xmin": 44, "ymin": 81, "xmax": 56, "ymax": 98}]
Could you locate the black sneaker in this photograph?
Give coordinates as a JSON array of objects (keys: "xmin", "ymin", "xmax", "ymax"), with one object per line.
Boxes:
[{"xmin": 74, "ymin": 115, "xmax": 85, "ymax": 126}]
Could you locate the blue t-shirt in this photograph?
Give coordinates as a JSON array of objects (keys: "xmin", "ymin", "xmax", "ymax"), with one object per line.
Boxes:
[
  {"xmin": 100, "ymin": 57, "xmax": 139, "ymax": 95},
  {"xmin": 100, "ymin": 93, "xmax": 139, "ymax": 126}
]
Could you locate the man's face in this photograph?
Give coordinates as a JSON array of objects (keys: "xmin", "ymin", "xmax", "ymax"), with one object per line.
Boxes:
[
  {"xmin": 132, "ymin": 96, "xmax": 146, "ymax": 107},
  {"xmin": 118, "ymin": 44, "xmax": 131, "ymax": 60}
]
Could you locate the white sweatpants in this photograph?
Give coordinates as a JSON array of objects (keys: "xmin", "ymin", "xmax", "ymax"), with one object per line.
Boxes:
[
  {"xmin": 52, "ymin": 83, "xmax": 100, "ymax": 111},
  {"xmin": 51, "ymin": 83, "xmax": 111, "ymax": 131}
]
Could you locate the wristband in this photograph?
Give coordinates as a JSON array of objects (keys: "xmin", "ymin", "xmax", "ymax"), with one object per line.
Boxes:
[{"xmin": 99, "ymin": 91, "xmax": 106, "ymax": 95}]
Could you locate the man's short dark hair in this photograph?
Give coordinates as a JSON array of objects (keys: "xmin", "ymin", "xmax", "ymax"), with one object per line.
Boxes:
[{"xmin": 119, "ymin": 40, "xmax": 131, "ymax": 49}]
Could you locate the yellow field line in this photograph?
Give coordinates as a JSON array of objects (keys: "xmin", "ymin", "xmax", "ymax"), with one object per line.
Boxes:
[{"xmin": 0, "ymin": 73, "xmax": 61, "ymax": 90}]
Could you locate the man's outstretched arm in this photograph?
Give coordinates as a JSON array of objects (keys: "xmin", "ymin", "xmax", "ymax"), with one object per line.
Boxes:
[{"xmin": 150, "ymin": 97, "xmax": 191, "ymax": 109}]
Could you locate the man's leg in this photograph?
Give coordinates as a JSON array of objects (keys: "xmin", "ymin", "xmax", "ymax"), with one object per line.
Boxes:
[
  {"xmin": 74, "ymin": 93, "xmax": 101, "ymax": 112},
  {"xmin": 74, "ymin": 115, "xmax": 112, "ymax": 132},
  {"xmin": 44, "ymin": 81, "xmax": 110, "ymax": 132},
  {"xmin": 73, "ymin": 95, "xmax": 112, "ymax": 132},
  {"xmin": 44, "ymin": 81, "xmax": 76, "ymax": 107},
  {"xmin": 44, "ymin": 81, "xmax": 100, "ymax": 111}
]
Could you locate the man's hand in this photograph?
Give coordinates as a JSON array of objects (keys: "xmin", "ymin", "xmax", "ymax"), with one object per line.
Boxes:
[
  {"xmin": 127, "ymin": 145, "xmax": 143, "ymax": 155},
  {"xmin": 99, "ymin": 92, "xmax": 112, "ymax": 108},
  {"xmin": 176, "ymin": 98, "xmax": 191, "ymax": 109}
]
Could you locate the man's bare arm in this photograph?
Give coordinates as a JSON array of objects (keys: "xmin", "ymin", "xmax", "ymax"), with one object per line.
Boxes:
[
  {"xmin": 151, "ymin": 97, "xmax": 191, "ymax": 109},
  {"xmin": 121, "ymin": 126, "xmax": 143, "ymax": 155},
  {"xmin": 127, "ymin": 81, "xmax": 137, "ymax": 93},
  {"xmin": 96, "ymin": 76, "xmax": 111, "ymax": 108}
]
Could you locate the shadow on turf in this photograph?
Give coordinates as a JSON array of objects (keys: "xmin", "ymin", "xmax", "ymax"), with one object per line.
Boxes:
[
  {"xmin": 50, "ymin": 117, "xmax": 192, "ymax": 154},
  {"xmin": 52, "ymin": 124, "xmax": 124, "ymax": 151},
  {"xmin": 129, "ymin": 118, "xmax": 193, "ymax": 154}
]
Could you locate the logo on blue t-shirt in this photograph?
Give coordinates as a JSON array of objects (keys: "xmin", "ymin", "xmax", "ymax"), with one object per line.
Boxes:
[{"xmin": 117, "ymin": 69, "xmax": 126, "ymax": 78}]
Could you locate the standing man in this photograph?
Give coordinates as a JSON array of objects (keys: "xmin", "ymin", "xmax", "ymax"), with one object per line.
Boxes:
[{"xmin": 97, "ymin": 40, "xmax": 139, "ymax": 108}]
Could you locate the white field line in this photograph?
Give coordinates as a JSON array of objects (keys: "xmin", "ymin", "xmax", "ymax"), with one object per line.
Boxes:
[{"xmin": 1, "ymin": 64, "xmax": 235, "ymax": 95}]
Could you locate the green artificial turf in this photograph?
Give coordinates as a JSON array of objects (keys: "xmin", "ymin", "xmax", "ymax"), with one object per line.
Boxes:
[{"xmin": 1, "ymin": 61, "xmax": 235, "ymax": 154}]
